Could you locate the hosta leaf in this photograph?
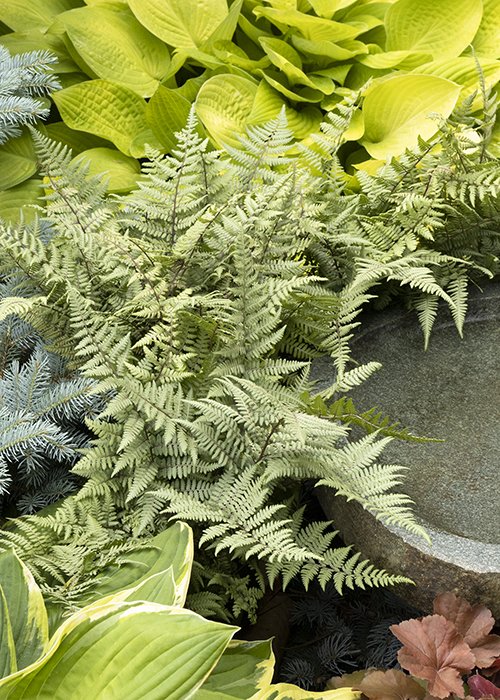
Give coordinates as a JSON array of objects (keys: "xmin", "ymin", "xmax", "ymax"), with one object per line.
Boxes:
[
  {"xmin": 0, "ymin": 588, "xmax": 16, "ymax": 679},
  {"xmin": 290, "ymin": 35, "xmax": 368, "ymax": 61},
  {"xmin": 129, "ymin": 129, "xmax": 165, "ymax": 158},
  {"xmin": 391, "ymin": 615, "xmax": 475, "ymax": 699},
  {"xmin": 202, "ymin": 0, "xmax": 243, "ymax": 49},
  {"xmin": 411, "ymin": 58, "xmax": 500, "ymax": 112},
  {"xmin": 58, "ymin": 6, "xmax": 171, "ymax": 97},
  {"xmin": 52, "ymin": 79, "xmax": 148, "ymax": 155},
  {"xmin": 0, "ymin": 550, "xmax": 48, "ymax": 672},
  {"xmin": 472, "ymin": 0, "xmax": 500, "ymax": 59},
  {"xmin": 247, "ymin": 81, "xmax": 322, "ymax": 139},
  {"xmin": 358, "ymin": 669, "xmax": 425, "ymax": 700},
  {"xmin": 43, "ymin": 122, "xmax": 112, "ymax": 153},
  {"xmin": 193, "ymin": 638, "xmax": 275, "ymax": 700},
  {"xmin": 146, "ymin": 85, "xmax": 206, "ymax": 152},
  {"xmin": 71, "ymin": 148, "xmax": 141, "ymax": 193},
  {"xmin": 0, "ymin": 30, "xmax": 79, "ymax": 72},
  {"xmin": 0, "ymin": 0, "xmax": 83, "ymax": 31},
  {"xmin": 257, "ymin": 69, "xmax": 324, "ymax": 103},
  {"xmin": 0, "ymin": 179, "xmax": 43, "ymax": 224},
  {"xmin": 253, "ymin": 7, "xmax": 364, "ymax": 42},
  {"xmin": 356, "ymin": 50, "xmax": 432, "ymax": 70},
  {"xmin": 0, "ymin": 128, "xmax": 37, "ymax": 192},
  {"xmin": 78, "ymin": 523, "xmax": 193, "ymax": 608},
  {"xmin": 128, "ymin": 0, "xmax": 229, "ymax": 49},
  {"xmin": 259, "ymin": 37, "xmax": 334, "ymax": 93},
  {"xmin": 196, "ymin": 75, "xmax": 257, "ymax": 148},
  {"xmin": 385, "ymin": 0, "xmax": 483, "ymax": 60},
  {"xmin": 212, "ymin": 41, "xmax": 271, "ymax": 71},
  {"xmin": 0, "ymin": 602, "xmax": 237, "ymax": 700},
  {"xmin": 249, "ymin": 684, "xmax": 363, "ymax": 699},
  {"xmin": 308, "ymin": 0, "xmax": 358, "ymax": 20},
  {"xmin": 360, "ymin": 74, "xmax": 461, "ymax": 159}
]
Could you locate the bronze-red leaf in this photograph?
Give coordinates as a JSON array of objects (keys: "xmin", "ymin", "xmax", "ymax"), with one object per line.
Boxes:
[
  {"xmin": 468, "ymin": 672, "xmax": 500, "ymax": 699},
  {"xmin": 391, "ymin": 615, "xmax": 476, "ymax": 698}
]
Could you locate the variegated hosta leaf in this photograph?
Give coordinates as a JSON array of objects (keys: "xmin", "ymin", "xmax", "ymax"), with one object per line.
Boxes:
[
  {"xmin": 127, "ymin": 0, "xmax": 229, "ymax": 49},
  {"xmin": 0, "ymin": 550, "xmax": 48, "ymax": 672},
  {"xmin": 249, "ymin": 683, "xmax": 364, "ymax": 699},
  {"xmin": 193, "ymin": 638, "xmax": 275, "ymax": 700},
  {"xmin": 58, "ymin": 6, "xmax": 171, "ymax": 97},
  {"xmin": 0, "ymin": 588, "xmax": 16, "ymax": 679},
  {"xmin": 0, "ymin": 602, "xmax": 237, "ymax": 700},
  {"xmin": 77, "ymin": 522, "xmax": 193, "ymax": 608}
]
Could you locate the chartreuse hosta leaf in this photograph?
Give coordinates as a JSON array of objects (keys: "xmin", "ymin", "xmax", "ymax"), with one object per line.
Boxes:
[
  {"xmin": 0, "ymin": 30, "xmax": 79, "ymax": 73},
  {"xmin": 0, "ymin": 603, "xmax": 237, "ymax": 700},
  {"xmin": 43, "ymin": 122, "xmax": 112, "ymax": 154},
  {"xmin": 308, "ymin": 0, "xmax": 358, "ymax": 20},
  {"xmin": 472, "ymin": 0, "xmax": 500, "ymax": 58},
  {"xmin": 259, "ymin": 37, "xmax": 335, "ymax": 94},
  {"xmin": 360, "ymin": 75, "xmax": 461, "ymax": 159},
  {"xmin": 196, "ymin": 75, "xmax": 258, "ymax": 149},
  {"xmin": 52, "ymin": 79, "xmax": 148, "ymax": 156},
  {"xmin": 412, "ymin": 57, "xmax": 500, "ymax": 112},
  {"xmin": 253, "ymin": 6, "xmax": 366, "ymax": 42},
  {"xmin": 71, "ymin": 148, "xmax": 141, "ymax": 193},
  {"xmin": 249, "ymin": 684, "xmax": 363, "ymax": 699},
  {"xmin": 192, "ymin": 638, "xmax": 274, "ymax": 700},
  {"xmin": 385, "ymin": 0, "xmax": 483, "ymax": 60},
  {"xmin": 0, "ymin": 179, "xmax": 43, "ymax": 224},
  {"xmin": 146, "ymin": 85, "xmax": 207, "ymax": 152},
  {"xmin": 0, "ymin": 0, "xmax": 81, "ymax": 31},
  {"xmin": 0, "ymin": 550, "xmax": 49, "ymax": 673},
  {"xmin": 127, "ymin": 0, "xmax": 229, "ymax": 49},
  {"xmin": 58, "ymin": 6, "xmax": 171, "ymax": 97},
  {"xmin": 0, "ymin": 128, "xmax": 37, "ymax": 192},
  {"xmin": 247, "ymin": 81, "xmax": 322, "ymax": 140}
]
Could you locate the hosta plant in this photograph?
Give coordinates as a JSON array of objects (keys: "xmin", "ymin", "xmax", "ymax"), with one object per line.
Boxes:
[
  {"xmin": 2, "ymin": 0, "xmax": 500, "ymax": 203},
  {"xmin": 327, "ymin": 591, "xmax": 500, "ymax": 700},
  {"xmin": 0, "ymin": 520, "xmax": 364, "ymax": 700}
]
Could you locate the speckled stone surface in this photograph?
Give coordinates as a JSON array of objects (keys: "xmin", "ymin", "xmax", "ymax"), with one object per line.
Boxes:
[{"xmin": 312, "ymin": 282, "xmax": 500, "ymax": 616}]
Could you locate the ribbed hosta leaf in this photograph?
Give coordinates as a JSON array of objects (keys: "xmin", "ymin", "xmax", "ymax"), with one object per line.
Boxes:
[
  {"xmin": 193, "ymin": 638, "xmax": 274, "ymax": 700},
  {"xmin": 0, "ymin": 179, "xmax": 43, "ymax": 224},
  {"xmin": 0, "ymin": 0, "xmax": 82, "ymax": 31},
  {"xmin": 71, "ymin": 148, "xmax": 141, "ymax": 193},
  {"xmin": 52, "ymin": 80, "xmax": 148, "ymax": 155},
  {"xmin": 472, "ymin": 0, "xmax": 500, "ymax": 58},
  {"xmin": 196, "ymin": 75, "xmax": 258, "ymax": 149},
  {"xmin": 0, "ymin": 603, "xmax": 237, "ymax": 700},
  {"xmin": 127, "ymin": 0, "xmax": 229, "ymax": 49},
  {"xmin": 0, "ymin": 128, "xmax": 37, "ymax": 192},
  {"xmin": 360, "ymin": 75, "xmax": 461, "ymax": 159},
  {"xmin": 58, "ymin": 6, "xmax": 171, "ymax": 97},
  {"xmin": 0, "ymin": 550, "xmax": 48, "ymax": 672},
  {"xmin": 0, "ymin": 30, "xmax": 79, "ymax": 73},
  {"xmin": 253, "ymin": 6, "xmax": 365, "ymax": 42},
  {"xmin": 385, "ymin": 0, "xmax": 483, "ymax": 60},
  {"xmin": 146, "ymin": 85, "xmax": 206, "ymax": 152}
]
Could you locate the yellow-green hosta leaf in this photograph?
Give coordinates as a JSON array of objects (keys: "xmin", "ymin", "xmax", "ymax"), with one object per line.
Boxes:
[
  {"xmin": 0, "ymin": 30, "xmax": 79, "ymax": 72},
  {"xmin": 472, "ymin": 0, "xmax": 500, "ymax": 58},
  {"xmin": 146, "ymin": 85, "xmax": 206, "ymax": 152},
  {"xmin": 0, "ymin": 128, "xmax": 37, "ymax": 191},
  {"xmin": 253, "ymin": 7, "xmax": 364, "ymax": 42},
  {"xmin": 412, "ymin": 57, "xmax": 500, "ymax": 112},
  {"xmin": 257, "ymin": 70, "xmax": 324, "ymax": 103},
  {"xmin": 78, "ymin": 523, "xmax": 193, "ymax": 608},
  {"xmin": 385, "ymin": 0, "xmax": 483, "ymax": 60},
  {"xmin": 0, "ymin": 179, "xmax": 43, "ymax": 224},
  {"xmin": 53, "ymin": 79, "xmax": 148, "ymax": 155},
  {"xmin": 249, "ymin": 684, "xmax": 364, "ymax": 699},
  {"xmin": 290, "ymin": 35, "xmax": 368, "ymax": 61},
  {"xmin": 193, "ymin": 638, "xmax": 275, "ymax": 700},
  {"xmin": 71, "ymin": 148, "xmax": 140, "ymax": 193},
  {"xmin": 0, "ymin": 0, "xmax": 82, "ymax": 31},
  {"xmin": 196, "ymin": 75, "xmax": 257, "ymax": 148},
  {"xmin": 201, "ymin": 0, "xmax": 243, "ymax": 49},
  {"xmin": 259, "ymin": 37, "xmax": 332, "ymax": 93},
  {"xmin": 43, "ymin": 122, "xmax": 112, "ymax": 153},
  {"xmin": 129, "ymin": 129, "xmax": 165, "ymax": 157},
  {"xmin": 356, "ymin": 50, "xmax": 432, "ymax": 69},
  {"xmin": 247, "ymin": 81, "xmax": 322, "ymax": 139},
  {"xmin": 0, "ymin": 550, "xmax": 49, "ymax": 672},
  {"xmin": 0, "ymin": 588, "xmax": 16, "ymax": 679},
  {"xmin": 360, "ymin": 74, "xmax": 461, "ymax": 159},
  {"xmin": 308, "ymin": 0, "xmax": 358, "ymax": 20},
  {"xmin": 0, "ymin": 602, "xmax": 237, "ymax": 700},
  {"xmin": 58, "ymin": 7, "xmax": 171, "ymax": 97},
  {"xmin": 212, "ymin": 41, "xmax": 271, "ymax": 72},
  {"xmin": 128, "ymin": 0, "xmax": 229, "ymax": 49}
]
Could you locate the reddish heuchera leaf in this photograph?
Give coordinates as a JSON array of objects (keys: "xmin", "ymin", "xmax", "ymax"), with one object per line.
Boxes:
[
  {"xmin": 433, "ymin": 593, "xmax": 500, "ymax": 668},
  {"xmin": 390, "ymin": 615, "xmax": 476, "ymax": 698},
  {"xmin": 359, "ymin": 669, "xmax": 426, "ymax": 700},
  {"xmin": 467, "ymin": 672, "xmax": 500, "ymax": 699}
]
